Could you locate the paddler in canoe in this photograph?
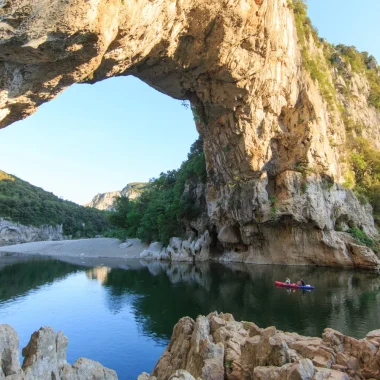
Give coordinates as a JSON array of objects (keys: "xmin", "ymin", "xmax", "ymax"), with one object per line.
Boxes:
[{"xmin": 275, "ymin": 279, "xmax": 314, "ymax": 289}]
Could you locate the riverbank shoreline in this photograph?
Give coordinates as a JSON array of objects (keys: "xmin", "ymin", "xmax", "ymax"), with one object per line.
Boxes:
[
  {"xmin": 0, "ymin": 237, "xmax": 148, "ymax": 259},
  {"xmin": 0, "ymin": 237, "xmax": 379, "ymax": 271}
]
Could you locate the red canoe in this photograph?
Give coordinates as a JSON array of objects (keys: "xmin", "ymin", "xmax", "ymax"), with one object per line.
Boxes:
[{"xmin": 275, "ymin": 281, "xmax": 315, "ymax": 290}]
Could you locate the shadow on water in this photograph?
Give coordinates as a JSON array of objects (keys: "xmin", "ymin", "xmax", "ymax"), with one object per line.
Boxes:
[
  {"xmin": 0, "ymin": 256, "xmax": 83, "ymax": 303},
  {"xmin": 101, "ymin": 261, "xmax": 380, "ymax": 340}
]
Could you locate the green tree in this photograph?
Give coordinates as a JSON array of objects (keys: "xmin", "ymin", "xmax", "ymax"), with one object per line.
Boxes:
[{"xmin": 107, "ymin": 137, "xmax": 207, "ymax": 245}]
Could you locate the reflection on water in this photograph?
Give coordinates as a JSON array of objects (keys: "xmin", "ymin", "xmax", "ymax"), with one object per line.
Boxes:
[
  {"xmin": 0, "ymin": 257, "xmax": 81, "ymax": 302},
  {"xmin": 101, "ymin": 261, "xmax": 380, "ymax": 341},
  {"xmin": 86, "ymin": 267, "xmax": 111, "ymax": 284},
  {"xmin": 0, "ymin": 256, "xmax": 379, "ymax": 379}
]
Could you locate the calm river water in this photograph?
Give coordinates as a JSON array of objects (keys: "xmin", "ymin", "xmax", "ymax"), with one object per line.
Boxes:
[{"xmin": 0, "ymin": 256, "xmax": 379, "ymax": 379}]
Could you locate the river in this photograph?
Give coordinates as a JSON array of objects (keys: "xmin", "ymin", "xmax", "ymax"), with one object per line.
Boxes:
[{"xmin": 0, "ymin": 255, "xmax": 379, "ymax": 379}]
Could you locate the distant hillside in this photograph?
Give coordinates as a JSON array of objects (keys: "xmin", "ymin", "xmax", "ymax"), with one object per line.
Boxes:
[
  {"xmin": 85, "ymin": 182, "xmax": 147, "ymax": 211},
  {"xmin": 0, "ymin": 170, "xmax": 110, "ymax": 237}
]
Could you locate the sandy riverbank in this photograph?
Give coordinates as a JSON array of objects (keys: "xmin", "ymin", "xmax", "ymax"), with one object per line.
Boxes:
[{"xmin": 0, "ymin": 238, "xmax": 148, "ymax": 259}]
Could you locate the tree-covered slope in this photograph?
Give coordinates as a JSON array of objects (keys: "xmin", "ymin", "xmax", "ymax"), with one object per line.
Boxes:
[
  {"xmin": 107, "ymin": 137, "xmax": 207, "ymax": 244},
  {"xmin": 0, "ymin": 170, "xmax": 110, "ymax": 237}
]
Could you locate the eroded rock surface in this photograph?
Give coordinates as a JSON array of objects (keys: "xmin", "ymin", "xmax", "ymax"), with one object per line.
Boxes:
[
  {"xmin": 139, "ymin": 313, "xmax": 380, "ymax": 380},
  {"xmin": 0, "ymin": 325, "xmax": 117, "ymax": 380},
  {"xmin": 1, "ymin": 0, "xmax": 379, "ymax": 268},
  {"xmin": 0, "ymin": 218, "xmax": 63, "ymax": 245},
  {"xmin": 85, "ymin": 183, "xmax": 147, "ymax": 211},
  {"xmin": 0, "ymin": 324, "xmax": 21, "ymax": 377}
]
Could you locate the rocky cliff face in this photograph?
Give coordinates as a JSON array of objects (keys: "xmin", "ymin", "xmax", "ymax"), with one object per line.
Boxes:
[
  {"xmin": 0, "ymin": 218, "xmax": 63, "ymax": 245},
  {"xmin": 0, "ymin": 0, "xmax": 379, "ymax": 267},
  {"xmin": 0, "ymin": 324, "xmax": 117, "ymax": 379},
  {"xmin": 139, "ymin": 313, "xmax": 380, "ymax": 380},
  {"xmin": 85, "ymin": 191, "xmax": 123, "ymax": 211},
  {"xmin": 85, "ymin": 183, "xmax": 147, "ymax": 211}
]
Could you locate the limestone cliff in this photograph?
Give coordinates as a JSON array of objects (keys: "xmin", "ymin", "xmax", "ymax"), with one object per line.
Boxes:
[
  {"xmin": 0, "ymin": 218, "xmax": 63, "ymax": 245},
  {"xmin": 0, "ymin": 0, "xmax": 379, "ymax": 267},
  {"xmin": 85, "ymin": 182, "xmax": 147, "ymax": 211}
]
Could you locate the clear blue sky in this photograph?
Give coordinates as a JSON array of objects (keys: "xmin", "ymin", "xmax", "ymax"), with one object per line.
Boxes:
[
  {"xmin": 308, "ymin": 0, "xmax": 380, "ymax": 61},
  {"xmin": 0, "ymin": 78, "xmax": 197, "ymax": 204},
  {"xmin": 0, "ymin": 1, "xmax": 378, "ymax": 205}
]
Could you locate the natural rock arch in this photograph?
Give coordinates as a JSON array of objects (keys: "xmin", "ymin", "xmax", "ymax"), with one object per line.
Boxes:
[
  {"xmin": 0, "ymin": 0, "xmax": 321, "ymax": 177},
  {"xmin": 1, "ymin": 0, "xmax": 378, "ymax": 267}
]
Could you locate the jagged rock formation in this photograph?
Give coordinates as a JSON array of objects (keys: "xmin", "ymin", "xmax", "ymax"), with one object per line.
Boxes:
[
  {"xmin": 141, "ymin": 219, "xmax": 380, "ymax": 269},
  {"xmin": 139, "ymin": 313, "xmax": 380, "ymax": 380},
  {"xmin": 1, "ymin": 0, "xmax": 379, "ymax": 267},
  {"xmin": 85, "ymin": 191, "xmax": 124, "ymax": 212},
  {"xmin": 0, "ymin": 324, "xmax": 117, "ymax": 379},
  {"xmin": 0, "ymin": 218, "xmax": 63, "ymax": 245},
  {"xmin": 140, "ymin": 232, "xmax": 212, "ymax": 262},
  {"xmin": 85, "ymin": 183, "xmax": 147, "ymax": 211}
]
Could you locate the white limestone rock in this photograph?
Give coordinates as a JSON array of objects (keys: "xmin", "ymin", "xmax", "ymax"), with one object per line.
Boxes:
[
  {"xmin": 0, "ymin": 325, "xmax": 117, "ymax": 380},
  {"xmin": 0, "ymin": 219, "xmax": 63, "ymax": 244},
  {"xmin": 0, "ymin": 325, "xmax": 21, "ymax": 377},
  {"xmin": 119, "ymin": 240, "xmax": 133, "ymax": 249},
  {"xmin": 140, "ymin": 242, "xmax": 167, "ymax": 261}
]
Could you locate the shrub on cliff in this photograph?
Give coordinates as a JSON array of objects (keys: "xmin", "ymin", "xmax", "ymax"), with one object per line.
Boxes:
[
  {"xmin": 367, "ymin": 69, "xmax": 380, "ymax": 110},
  {"xmin": 347, "ymin": 138, "xmax": 380, "ymax": 221},
  {"xmin": 331, "ymin": 45, "xmax": 380, "ymax": 110},
  {"xmin": 291, "ymin": 0, "xmax": 338, "ymax": 109},
  {"xmin": 107, "ymin": 137, "xmax": 206, "ymax": 245},
  {"xmin": 348, "ymin": 227, "xmax": 378, "ymax": 253},
  {"xmin": 290, "ymin": 2, "xmax": 380, "ymax": 223},
  {"xmin": 291, "ymin": 2, "xmax": 380, "ymax": 112}
]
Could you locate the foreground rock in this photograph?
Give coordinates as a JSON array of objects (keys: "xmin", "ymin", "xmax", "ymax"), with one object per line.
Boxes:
[
  {"xmin": 0, "ymin": 324, "xmax": 117, "ymax": 380},
  {"xmin": 139, "ymin": 313, "xmax": 380, "ymax": 380}
]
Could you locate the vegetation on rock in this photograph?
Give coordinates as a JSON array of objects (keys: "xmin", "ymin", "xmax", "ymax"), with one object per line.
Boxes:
[
  {"xmin": 106, "ymin": 137, "xmax": 207, "ymax": 245},
  {"xmin": 330, "ymin": 47, "xmax": 380, "ymax": 224},
  {"xmin": 291, "ymin": 1, "xmax": 380, "ymax": 112},
  {"xmin": 347, "ymin": 138, "xmax": 380, "ymax": 221},
  {"xmin": 0, "ymin": 170, "xmax": 110, "ymax": 237},
  {"xmin": 367, "ymin": 68, "xmax": 380, "ymax": 110},
  {"xmin": 291, "ymin": 1, "xmax": 380, "ymax": 229},
  {"xmin": 291, "ymin": 0, "xmax": 338, "ymax": 109},
  {"xmin": 123, "ymin": 182, "xmax": 147, "ymax": 192},
  {"xmin": 348, "ymin": 227, "xmax": 377, "ymax": 252},
  {"xmin": 331, "ymin": 45, "xmax": 380, "ymax": 110}
]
